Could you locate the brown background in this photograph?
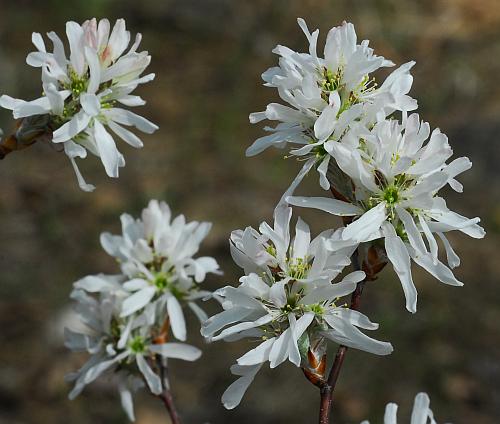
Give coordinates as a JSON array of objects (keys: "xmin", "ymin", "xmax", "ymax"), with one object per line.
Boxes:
[{"xmin": 0, "ymin": 0, "xmax": 498, "ymax": 423}]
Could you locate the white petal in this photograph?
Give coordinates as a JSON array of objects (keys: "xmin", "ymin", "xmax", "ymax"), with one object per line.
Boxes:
[
  {"xmin": 332, "ymin": 308, "xmax": 379, "ymax": 330},
  {"xmin": 148, "ymin": 343, "xmax": 202, "ymax": 361},
  {"xmin": 105, "ymin": 108, "xmax": 158, "ymax": 133},
  {"xmin": 287, "ymin": 196, "xmax": 362, "ymax": 216},
  {"xmin": 68, "ymin": 156, "xmax": 95, "ymax": 192},
  {"xmin": 136, "ymin": 354, "xmax": 162, "ymax": 395},
  {"xmin": 292, "ymin": 217, "xmax": 310, "ymax": 259},
  {"xmin": 411, "ymin": 392, "xmax": 432, "ymax": 424},
  {"xmin": 118, "ymin": 384, "xmax": 135, "ymax": 421},
  {"xmin": 84, "ymin": 46, "xmax": 101, "ymax": 94},
  {"xmin": 108, "ymin": 19, "xmax": 130, "ymax": 62},
  {"xmin": 395, "ymin": 206, "xmax": 426, "ymax": 254},
  {"xmin": 317, "ymin": 156, "xmax": 330, "ymax": 190},
  {"xmin": 221, "ymin": 364, "xmax": 262, "ymax": 410},
  {"xmin": 123, "ymin": 278, "xmax": 149, "ymax": 291},
  {"xmin": 52, "ymin": 111, "xmax": 91, "ymax": 143},
  {"xmin": 343, "ymin": 203, "xmax": 387, "ymax": 242},
  {"xmin": 108, "ymin": 121, "xmax": 143, "ymax": 148},
  {"xmin": 436, "ymin": 232, "xmax": 460, "ymax": 269},
  {"xmin": 268, "ymin": 329, "xmax": 291, "ymax": 368},
  {"xmin": 201, "ymin": 307, "xmax": 254, "ymax": 338},
  {"xmin": 66, "ymin": 21, "xmax": 85, "ymax": 75},
  {"xmin": 323, "ymin": 316, "xmax": 393, "ymax": 355},
  {"xmin": 314, "ymin": 94, "xmax": 340, "ymax": 141},
  {"xmin": 31, "ymin": 32, "xmax": 46, "ymax": 52},
  {"xmin": 411, "ymin": 252, "xmax": 463, "ymax": 287},
  {"xmin": 237, "ymin": 338, "xmax": 276, "ymax": 366},
  {"xmin": 288, "ymin": 312, "xmax": 315, "ymax": 366},
  {"xmin": 384, "ymin": 403, "xmax": 398, "ymax": 424},
  {"xmin": 167, "ymin": 295, "xmax": 187, "ymax": 341},
  {"xmin": 93, "ymin": 120, "xmax": 122, "ymax": 178},
  {"xmin": 80, "ymin": 93, "xmax": 101, "ymax": 117},
  {"xmin": 211, "ymin": 315, "xmax": 272, "ymax": 342},
  {"xmin": 419, "ymin": 215, "xmax": 438, "ymax": 265},
  {"xmin": 383, "ymin": 223, "xmax": 417, "ymax": 313},
  {"xmin": 269, "ymin": 281, "xmax": 287, "ymax": 308},
  {"xmin": 299, "ymin": 281, "xmax": 356, "ymax": 305},
  {"xmin": 120, "ymin": 286, "xmax": 156, "ymax": 317},
  {"xmin": 74, "ymin": 274, "xmax": 119, "ymax": 292}
]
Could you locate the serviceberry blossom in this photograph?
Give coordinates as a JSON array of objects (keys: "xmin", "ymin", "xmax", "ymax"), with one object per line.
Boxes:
[
  {"xmin": 288, "ymin": 114, "xmax": 485, "ymax": 312},
  {"xmin": 202, "ymin": 206, "xmax": 392, "ymax": 409},
  {"xmin": 248, "ymin": 18, "xmax": 416, "ymax": 190},
  {"xmin": 65, "ymin": 200, "xmax": 220, "ymax": 420},
  {"xmin": 99, "ymin": 199, "xmax": 221, "ymax": 341},
  {"xmin": 65, "ymin": 284, "xmax": 202, "ymax": 421},
  {"xmin": 361, "ymin": 392, "xmax": 445, "ymax": 424},
  {"xmin": 0, "ymin": 18, "xmax": 158, "ymax": 191}
]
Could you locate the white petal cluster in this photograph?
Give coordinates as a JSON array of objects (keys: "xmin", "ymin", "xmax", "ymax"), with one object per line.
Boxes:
[
  {"xmin": 361, "ymin": 392, "xmax": 447, "ymax": 424},
  {"xmin": 0, "ymin": 18, "xmax": 158, "ymax": 191},
  {"xmin": 248, "ymin": 18, "xmax": 416, "ymax": 190},
  {"xmin": 203, "ymin": 206, "xmax": 392, "ymax": 409},
  {"xmin": 65, "ymin": 200, "xmax": 220, "ymax": 420},
  {"xmin": 288, "ymin": 114, "xmax": 485, "ymax": 312}
]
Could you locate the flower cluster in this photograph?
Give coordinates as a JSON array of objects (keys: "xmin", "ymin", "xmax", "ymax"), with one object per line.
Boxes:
[
  {"xmin": 248, "ymin": 18, "xmax": 416, "ymax": 190},
  {"xmin": 361, "ymin": 392, "xmax": 443, "ymax": 424},
  {"xmin": 203, "ymin": 206, "xmax": 392, "ymax": 408},
  {"xmin": 65, "ymin": 200, "xmax": 220, "ymax": 420},
  {"xmin": 0, "ymin": 18, "xmax": 158, "ymax": 191},
  {"xmin": 288, "ymin": 114, "xmax": 485, "ymax": 312},
  {"xmin": 249, "ymin": 18, "xmax": 485, "ymax": 312}
]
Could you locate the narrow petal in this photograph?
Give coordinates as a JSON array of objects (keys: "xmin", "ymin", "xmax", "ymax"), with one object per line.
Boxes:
[
  {"xmin": 292, "ymin": 217, "xmax": 311, "ymax": 259},
  {"xmin": 108, "ymin": 121, "xmax": 143, "ymax": 148},
  {"xmin": 53, "ymin": 111, "xmax": 91, "ymax": 143},
  {"xmin": 237, "ymin": 338, "xmax": 276, "ymax": 366},
  {"xmin": 136, "ymin": 355, "xmax": 162, "ymax": 395},
  {"xmin": 287, "ymin": 196, "xmax": 362, "ymax": 216},
  {"xmin": 148, "ymin": 343, "xmax": 201, "ymax": 361},
  {"xmin": 411, "ymin": 392, "xmax": 432, "ymax": 424},
  {"xmin": 343, "ymin": 203, "xmax": 387, "ymax": 242},
  {"xmin": 166, "ymin": 295, "xmax": 187, "ymax": 341},
  {"xmin": 383, "ymin": 223, "xmax": 417, "ymax": 313},
  {"xmin": 120, "ymin": 286, "xmax": 156, "ymax": 317},
  {"xmin": 221, "ymin": 364, "xmax": 262, "ymax": 410},
  {"xmin": 93, "ymin": 120, "xmax": 122, "ymax": 177},
  {"xmin": 118, "ymin": 384, "xmax": 135, "ymax": 421},
  {"xmin": 80, "ymin": 93, "xmax": 101, "ymax": 117}
]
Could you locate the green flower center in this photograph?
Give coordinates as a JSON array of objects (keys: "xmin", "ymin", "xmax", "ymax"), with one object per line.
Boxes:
[
  {"xmin": 129, "ymin": 336, "xmax": 146, "ymax": 353},
  {"xmin": 266, "ymin": 245, "xmax": 277, "ymax": 257},
  {"xmin": 153, "ymin": 273, "xmax": 170, "ymax": 290},
  {"xmin": 383, "ymin": 186, "xmax": 400, "ymax": 205},
  {"xmin": 308, "ymin": 303, "xmax": 325, "ymax": 315},
  {"xmin": 287, "ymin": 257, "xmax": 311, "ymax": 280},
  {"xmin": 65, "ymin": 68, "xmax": 89, "ymax": 97},
  {"xmin": 320, "ymin": 67, "xmax": 342, "ymax": 97}
]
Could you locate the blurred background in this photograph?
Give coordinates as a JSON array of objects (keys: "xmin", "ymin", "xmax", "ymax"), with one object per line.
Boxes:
[{"xmin": 0, "ymin": 0, "xmax": 498, "ymax": 423}]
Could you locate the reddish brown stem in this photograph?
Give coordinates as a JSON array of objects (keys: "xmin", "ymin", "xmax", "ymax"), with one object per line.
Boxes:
[
  {"xmin": 318, "ymin": 249, "xmax": 364, "ymax": 424},
  {"xmin": 157, "ymin": 362, "xmax": 182, "ymax": 424}
]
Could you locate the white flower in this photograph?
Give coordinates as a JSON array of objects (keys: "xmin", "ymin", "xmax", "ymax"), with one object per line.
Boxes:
[
  {"xmin": 65, "ymin": 200, "xmax": 219, "ymax": 420},
  {"xmin": 203, "ymin": 206, "xmax": 392, "ymax": 409},
  {"xmin": 230, "ymin": 205, "xmax": 357, "ymax": 281},
  {"xmin": 248, "ymin": 18, "xmax": 416, "ymax": 190},
  {"xmin": 288, "ymin": 114, "xmax": 485, "ymax": 312},
  {"xmin": 65, "ymin": 285, "xmax": 201, "ymax": 421},
  {"xmin": 0, "ymin": 18, "xmax": 158, "ymax": 191},
  {"xmin": 99, "ymin": 199, "xmax": 221, "ymax": 339},
  {"xmin": 361, "ymin": 392, "xmax": 448, "ymax": 424}
]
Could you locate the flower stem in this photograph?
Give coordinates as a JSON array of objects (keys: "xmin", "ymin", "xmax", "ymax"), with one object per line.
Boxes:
[
  {"xmin": 318, "ymin": 249, "xmax": 365, "ymax": 424},
  {"xmin": 158, "ymin": 362, "xmax": 182, "ymax": 424}
]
